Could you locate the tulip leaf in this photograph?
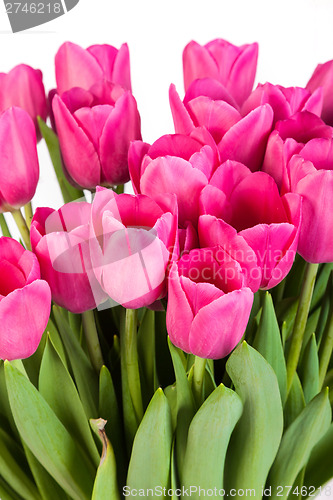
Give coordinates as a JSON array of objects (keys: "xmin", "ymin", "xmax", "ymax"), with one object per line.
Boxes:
[
  {"xmin": 5, "ymin": 361, "xmax": 94, "ymax": 500},
  {"xmin": 126, "ymin": 388, "xmax": 172, "ymax": 490},
  {"xmin": 168, "ymin": 338, "xmax": 196, "ymax": 478},
  {"xmin": 38, "ymin": 118, "xmax": 83, "ymax": 203},
  {"xmin": 23, "ymin": 444, "xmax": 68, "ymax": 500},
  {"xmin": 53, "ymin": 306, "xmax": 98, "ymax": 418},
  {"xmin": 304, "ymin": 423, "xmax": 333, "ymax": 489},
  {"xmin": 284, "ymin": 372, "xmax": 305, "ymax": 430},
  {"xmin": 90, "ymin": 419, "xmax": 120, "ymax": 500},
  {"xmin": 0, "ymin": 213, "xmax": 11, "ymax": 238},
  {"xmin": 182, "ymin": 384, "xmax": 243, "ymax": 490},
  {"xmin": 137, "ymin": 308, "xmax": 158, "ymax": 402},
  {"xmin": 311, "ymin": 263, "xmax": 333, "ymax": 310},
  {"xmin": 0, "ymin": 477, "xmax": 23, "ymax": 500},
  {"xmin": 299, "ymin": 333, "xmax": 320, "ymax": 404},
  {"xmin": 268, "ymin": 389, "xmax": 332, "ymax": 499},
  {"xmin": 225, "ymin": 342, "xmax": 283, "ymax": 496},
  {"xmin": 0, "ymin": 428, "xmax": 40, "ymax": 500},
  {"xmin": 39, "ymin": 337, "xmax": 100, "ymax": 468},
  {"xmin": 253, "ymin": 292, "xmax": 287, "ymax": 404}
]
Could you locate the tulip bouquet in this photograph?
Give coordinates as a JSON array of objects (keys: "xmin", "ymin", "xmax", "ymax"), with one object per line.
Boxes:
[{"xmin": 0, "ymin": 37, "xmax": 333, "ymax": 500}]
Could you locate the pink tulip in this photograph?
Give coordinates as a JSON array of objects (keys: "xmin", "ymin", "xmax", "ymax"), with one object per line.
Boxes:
[
  {"xmin": 30, "ymin": 202, "xmax": 107, "ymax": 313},
  {"xmin": 0, "ymin": 64, "xmax": 47, "ymax": 138},
  {"xmin": 307, "ymin": 60, "xmax": 333, "ymax": 126},
  {"xmin": 241, "ymin": 83, "xmax": 323, "ymax": 125},
  {"xmin": 0, "ymin": 107, "xmax": 39, "ymax": 212},
  {"xmin": 199, "ymin": 161, "xmax": 302, "ymax": 289},
  {"xmin": 0, "ymin": 237, "xmax": 51, "ymax": 360},
  {"xmin": 263, "ymin": 111, "xmax": 333, "ymax": 192},
  {"xmin": 128, "ymin": 133, "xmax": 218, "ymax": 226},
  {"xmin": 90, "ymin": 188, "xmax": 178, "ymax": 309},
  {"xmin": 55, "ymin": 41, "xmax": 132, "ymax": 95},
  {"xmin": 166, "ymin": 249, "xmax": 253, "ymax": 359},
  {"xmin": 183, "ymin": 39, "xmax": 258, "ymax": 107},
  {"xmin": 52, "ymin": 88, "xmax": 141, "ymax": 189},
  {"xmin": 169, "ymin": 84, "xmax": 273, "ymax": 172},
  {"xmin": 286, "ymin": 142, "xmax": 333, "ymax": 263}
]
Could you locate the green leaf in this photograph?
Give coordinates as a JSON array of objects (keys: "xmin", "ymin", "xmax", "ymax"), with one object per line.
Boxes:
[
  {"xmin": 311, "ymin": 263, "xmax": 333, "ymax": 310},
  {"xmin": 300, "ymin": 334, "xmax": 320, "ymax": 404},
  {"xmin": 23, "ymin": 444, "xmax": 68, "ymax": 500},
  {"xmin": 137, "ymin": 309, "xmax": 158, "ymax": 402},
  {"xmin": 39, "ymin": 337, "xmax": 100, "ymax": 468},
  {"xmin": 268, "ymin": 389, "xmax": 332, "ymax": 500},
  {"xmin": 253, "ymin": 292, "xmax": 288, "ymax": 404},
  {"xmin": 0, "ymin": 477, "xmax": 23, "ymax": 500},
  {"xmin": 182, "ymin": 384, "xmax": 243, "ymax": 490},
  {"xmin": 304, "ymin": 423, "xmax": 333, "ymax": 489},
  {"xmin": 283, "ymin": 372, "xmax": 305, "ymax": 429},
  {"xmin": 126, "ymin": 388, "xmax": 172, "ymax": 490},
  {"xmin": 168, "ymin": 338, "xmax": 196, "ymax": 479},
  {"xmin": 5, "ymin": 361, "xmax": 94, "ymax": 500},
  {"xmin": 90, "ymin": 419, "xmax": 120, "ymax": 500},
  {"xmin": 225, "ymin": 342, "xmax": 283, "ymax": 496},
  {"xmin": 0, "ymin": 213, "xmax": 11, "ymax": 237},
  {"xmin": 38, "ymin": 118, "xmax": 83, "ymax": 203},
  {"xmin": 0, "ymin": 428, "xmax": 40, "ymax": 500},
  {"xmin": 53, "ymin": 306, "xmax": 98, "ymax": 418}
]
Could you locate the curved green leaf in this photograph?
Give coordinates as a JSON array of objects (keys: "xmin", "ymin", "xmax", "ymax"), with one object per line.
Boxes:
[
  {"xmin": 300, "ymin": 334, "xmax": 320, "ymax": 404},
  {"xmin": 304, "ymin": 423, "xmax": 333, "ymax": 490},
  {"xmin": 5, "ymin": 361, "xmax": 94, "ymax": 500},
  {"xmin": 284, "ymin": 372, "xmax": 305, "ymax": 430},
  {"xmin": 225, "ymin": 342, "xmax": 283, "ymax": 496},
  {"xmin": 182, "ymin": 384, "xmax": 243, "ymax": 490}
]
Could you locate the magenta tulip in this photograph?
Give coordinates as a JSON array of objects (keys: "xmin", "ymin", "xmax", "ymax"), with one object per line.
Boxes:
[
  {"xmin": 183, "ymin": 38, "xmax": 258, "ymax": 107},
  {"xmin": 128, "ymin": 134, "xmax": 218, "ymax": 226},
  {"xmin": 0, "ymin": 237, "xmax": 51, "ymax": 360},
  {"xmin": 52, "ymin": 88, "xmax": 141, "ymax": 189},
  {"xmin": 307, "ymin": 60, "xmax": 333, "ymax": 126},
  {"xmin": 199, "ymin": 161, "xmax": 302, "ymax": 289},
  {"xmin": 90, "ymin": 188, "xmax": 178, "ymax": 309},
  {"xmin": 55, "ymin": 41, "xmax": 132, "ymax": 95},
  {"xmin": 286, "ymin": 142, "xmax": 333, "ymax": 262},
  {"xmin": 0, "ymin": 64, "xmax": 47, "ymax": 138},
  {"xmin": 30, "ymin": 202, "xmax": 107, "ymax": 313},
  {"xmin": 166, "ymin": 248, "xmax": 253, "ymax": 359},
  {"xmin": 0, "ymin": 107, "xmax": 39, "ymax": 212}
]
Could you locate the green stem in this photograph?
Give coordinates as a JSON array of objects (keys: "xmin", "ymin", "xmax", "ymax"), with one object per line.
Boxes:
[
  {"xmin": 11, "ymin": 209, "xmax": 31, "ymax": 250},
  {"xmin": 82, "ymin": 310, "xmax": 104, "ymax": 373},
  {"xmin": 24, "ymin": 202, "xmax": 33, "ymax": 229},
  {"xmin": 318, "ymin": 300, "xmax": 333, "ymax": 388},
  {"xmin": 286, "ymin": 262, "xmax": 319, "ymax": 393},
  {"xmin": 115, "ymin": 184, "xmax": 124, "ymax": 194},
  {"xmin": 192, "ymin": 356, "xmax": 206, "ymax": 407},
  {"xmin": 0, "ymin": 213, "xmax": 11, "ymax": 237},
  {"xmin": 123, "ymin": 308, "xmax": 143, "ymax": 422}
]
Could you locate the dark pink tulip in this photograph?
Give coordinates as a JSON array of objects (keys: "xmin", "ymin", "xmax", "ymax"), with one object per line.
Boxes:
[
  {"xmin": 183, "ymin": 39, "xmax": 258, "ymax": 106},
  {"xmin": 0, "ymin": 64, "xmax": 47, "ymax": 138},
  {"xmin": 90, "ymin": 188, "xmax": 178, "ymax": 309},
  {"xmin": 200, "ymin": 161, "xmax": 302, "ymax": 289},
  {"xmin": 307, "ymin": 60, "xmax": 333, "ymax": 126},
  {"xmin": 30, "ymin": 203, "xmax": 107, "ymax": 313},
  {"xmin": 263, "ymin": 111, "xmax": 333, "ymax": 192},
  {"xmin": 52, "ymin": 89, "xmax": 141, "ymax": 189},
  {"xmin": 287, "ymin": 143, "xmax": 333, "ymax": 263},
  {"xmin": 241, "ymin": 83, "xmax": 323, "ymax": 124},
  {"xmin": 0, "ymin": 237, "xmax": 51, "ymax": 360},
  {"xmin": 129, "ymin": 134, "xmax": 218, "ymax": 226},
  {"xmin": 166, "ymin": 249, "xmax": 253, "ymax": 359},
  {"xmin": 0, "ymin": 107, "xmax": 39, "ymax": 212},
  {"xmin": 55, "ymin": 41, "xmax": 131, "ymax": 95}
]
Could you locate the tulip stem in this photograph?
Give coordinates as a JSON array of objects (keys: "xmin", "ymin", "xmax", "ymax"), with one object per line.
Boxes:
[
  {"xmin": 82, "ymin": 310, "xmax": 104, "ymax": 373},
  {"xmin": 24, "ymin": 202, "xmax": 33, "ymax": 229},
  {"xmin": 192, "ymin": 356, "xmax": 206, "ymax": 407},
  {"xmin": 286, "ymin": 262, "xmax": 319, "ymax": 394},
  {"xmin": 122, "ymin": 308, "xmax": 143, "ymax": 422},
  {"xmin": 318, "ymin": 289, "xmax": 333, "ymax": 388},
  {"xmin": 11, "ymin": 209, "xmax": 31, "ymax": 250},
  {"xmin": 0, "ymin": 214, "xmax": 11, "ymax": 238}
]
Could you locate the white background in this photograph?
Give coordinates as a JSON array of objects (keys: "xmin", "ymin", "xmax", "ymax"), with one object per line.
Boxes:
[{"xmin": 0, "ymin": 0, "xmax": 332, "ymax": 496}]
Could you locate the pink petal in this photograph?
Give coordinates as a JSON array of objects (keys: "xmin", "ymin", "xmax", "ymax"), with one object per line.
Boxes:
[
  {"xmin": 276, "ymin": 111, "xmax": 332, "ymax": 143},
  {"xmin": 148, "ymin": 133, "xmax": 202, "ymax": 161},
  {"xmin": 307, "ymin": 60, "xmax": 333, "ymax": 126},
  {"xmin": 218, "ymin": 104, "xmax": 273, "ymax": 171},
  {"xmin": 225, "ymin": 43, "xmax": 258, "ymax": 106},
  {"xmin": 299, "ymin": 137, "xmax": 333, "ymax": 170},
  {"xmin": 128, "ymin": 141, "xmax": 150, "ymax": 194},
  {"xmin": 0, "ymin": 280, "xmax": 51, "ymax": 360},
  {"xmin": 183, "ymin": 41, "xmax": 219, "ymax": 91},
  {"xmin": 183, "ymin": 78, "xmax": 238, "ymax": 108},
  {"xmin": 74, "ymin": 105, "xmax": 113, "ymax": 154},
  {"xmin": 169, "ymin": 83, "xmax": 195, "ymax": 135}
]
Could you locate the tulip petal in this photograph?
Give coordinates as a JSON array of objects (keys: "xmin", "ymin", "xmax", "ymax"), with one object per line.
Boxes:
[
  {"xmin": 0, "ymin": 280, "xmax": 51, "ymax": 360},
  {"xmin": 169, "ymin": 83, "xmax": 195, "ymax": 135},
  {"xmin": 183, "ymin": 41, "xmax": 219, "ymax": 91},
  {"xmin": 128, "ymin": 141, "xmax": 150, "ymax": 194}
]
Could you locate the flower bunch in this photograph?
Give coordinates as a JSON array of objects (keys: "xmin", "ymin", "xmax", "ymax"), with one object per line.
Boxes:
[{"xmin": 0, "ymin": 38, "xmax": 332, "ymax": 499}]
